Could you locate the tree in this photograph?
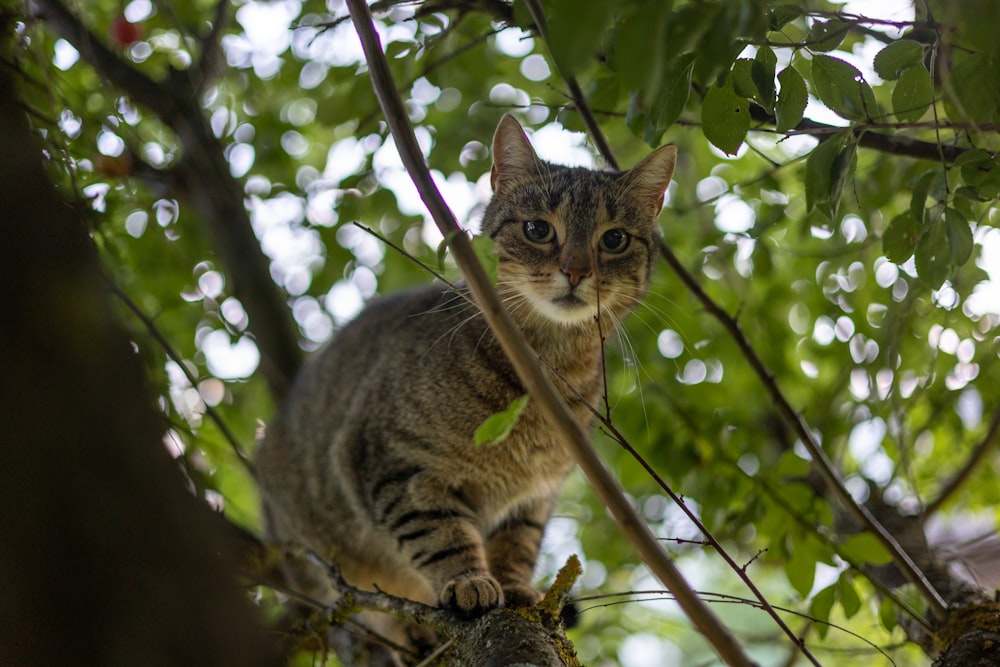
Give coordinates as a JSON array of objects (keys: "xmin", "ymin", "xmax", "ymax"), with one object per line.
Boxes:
[{"xmin": 8, "ymin": 0, "xmax": 1000, "ymax": 665}]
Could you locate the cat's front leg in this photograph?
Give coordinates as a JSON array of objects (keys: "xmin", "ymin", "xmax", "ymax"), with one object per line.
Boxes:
[
  {"xmin": 376, "ymin": 484, "xmax": 503, "ymax": 616},
  {"xmin": 485, "ymin": 499, "xmax": 553, "ymax": 608}
]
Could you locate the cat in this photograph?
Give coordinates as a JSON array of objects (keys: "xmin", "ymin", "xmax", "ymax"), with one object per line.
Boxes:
[{"xmin": 255, "ymin": 114, "xmax": 676, "ymax": 659}]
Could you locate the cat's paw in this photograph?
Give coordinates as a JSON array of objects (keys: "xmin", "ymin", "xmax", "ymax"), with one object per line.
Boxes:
[
  {"xmin": 439, "ymin": 571, "xmax": 503, "ymax": 616},
  {"xmin": 501, "ymin": 583, "xmax": 544, "ymax": 608}
]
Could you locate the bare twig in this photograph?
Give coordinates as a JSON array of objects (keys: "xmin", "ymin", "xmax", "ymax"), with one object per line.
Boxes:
[
  {"xmin": 344, "ymin": 1, "xmax": 755, "ymax": 665},
  {"xmin": 194, "ymin": 0, "xmax": 231, "ymax": 92},
  {"xmin": 925, "ymin": 403, "xmax": 1000, "ymax": 516},
  {"xmin": 585, "ymin": 410, "xmax": 821, "ymax": 666},
  {"xmin": 110, "ymin": 284, "xmax": 255, "ymax": 474},
  {"xmin": 656, "ymin": 237, "xmax": 948, "ymax": 620},
  {"xmin": 574, "ymin": 589, "xmax": 897, "ymax": 663},
  {"xmin": 520, "ymin": 0, "xmax": 618, "ymax": 169}
]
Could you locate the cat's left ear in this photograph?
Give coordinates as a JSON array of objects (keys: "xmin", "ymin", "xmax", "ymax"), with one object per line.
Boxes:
[
  {"xmin": 491, "ymin": 114, "xmax": 545, "ymax": 194},
  {"xmin": 624, "ymin": 144, "xmax": 677, "ymax": 216}
]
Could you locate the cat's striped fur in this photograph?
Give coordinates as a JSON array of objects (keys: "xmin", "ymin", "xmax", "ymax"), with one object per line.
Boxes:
[{"xmin": 256, "ymin": 115, "xmax": 676, "ymax": 656}]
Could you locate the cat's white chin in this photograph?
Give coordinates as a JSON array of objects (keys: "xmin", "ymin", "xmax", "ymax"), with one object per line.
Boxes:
[{"xmin": 529, "ymin": 294, "xmax": 597, "ymax": 325}]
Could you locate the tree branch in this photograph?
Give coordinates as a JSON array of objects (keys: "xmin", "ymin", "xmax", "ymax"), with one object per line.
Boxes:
[
  {"xmin": 656, "ymin": 238, "xmax": 949, "ymax": 620},
  {"xmin": 520, "ymin": 0, "xmax": 619, "ymax": 170},
  {"xmin": 32, "ymin": 0, "xmax": 304, "ymax": 401},
  {"xmin": 110, "ymin": 284, "xmax": 255, "ymax": 474},
  {"xmin": 344, "ymin": 2, "xmax": 755, "ymax": 665},
  {"xmin": 749, "ymin": 105, "xmax": 972, "ymax": 163},
  {"xmin": 27, "ymin": 0, "xmax": 182, "ymax": 120},
  {"xmin": 924, "ymin": 402, "xmax": 1000, "ymax": 516}
]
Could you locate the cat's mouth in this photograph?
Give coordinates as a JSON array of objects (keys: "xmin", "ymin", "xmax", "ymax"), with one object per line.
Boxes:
[{"xmin": 552, "ymin": 293, "xmax": 589, "ymax": 309}]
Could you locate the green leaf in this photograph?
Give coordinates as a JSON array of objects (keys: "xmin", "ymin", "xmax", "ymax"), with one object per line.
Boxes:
[
  {"xmin": 470, "ymin": 234, "xmax": 498, "ymax": 284},
  {"xmin": 544, "ymin": 0, "xmax": 613, "ymax": 76},
  {"xmin": 702, "ymin": 82, "xmax": 750, "ymax": 155},
  {"xmin": 753, "ymin": 47, "xmax": 777, "ymax": 111},
  {"xmin": 838, "ymin": 576, "xmax": 862, "ymax": 619},
  {"xmin": 840, "ymin": 532, "xmax": 893, "ymax": 565},
  {"xmin": 879, "ymin": 597, "xmax": 898, "ymax": 632},
  {"xmin": 910, "ymin": 170, "xmax": 936, "ymax": 223},
  {"xmin": 645, "ymin": 54, "xmax": 696, "ymax": 146},
  {"xmin": 947, "ymin": 52, "xmax": 1000, "ymax": 124},
  {"xmin": 892, "ymin": 65, "xmax": 933, "ymax": 122},
  {"xmin": 732, "ymin": 59, "xmax": 758, "ymax": 99},
  {"xmin": 874, "ymin": 39, "xmax": 926, "ymax": 81},
  {"xmin": 882, "ymin": 212, "xmax": 921, "ymax": 263},
  {"xmin": 776, "ymin": 66, "xmax": 807, "ymax": 132},
  {"xmin": 829, "ymin": 139, "xmax": 858, "ymax": 219},
  {"xmin": 805, "ymin": 131, "xmax": 850, "ymax": 217},
  {"xmin": 916, "ymin": 220, "xmax": 951, "ymax": 288},
  {"xmin": 610, "ymin": 2, "xmax": 676, "ymax": 90},
  {"xmin": 811, "ymin": 55, "xmax": 877, "ymax": 121},
  {"xmin": 474, "ymin": 394, "xmax": 530, "ymax": 446},
  {"xmin": 785, "ymin": 545, "xmax": 816, "ymax": 598},
  {"xmin": 958, "ymin": 149, "xmax": 993, "ymax": 187},
  {"xmin": 768, "ymin": 4, "xmax": 804, "ymax": 31},
  {"xmin": 807, "ymin": 19, "xmax": 849, "ymax": 52},
  {"xmin": 944, "ymin": 208, "xmax": 974, "ymax": 267},
  {"xmin": 809, "ymin": 584, "xmax": 837, "ymax": 639}
]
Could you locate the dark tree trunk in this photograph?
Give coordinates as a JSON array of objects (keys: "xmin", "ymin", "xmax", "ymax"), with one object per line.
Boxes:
[{"xmin": 0, "ymin": 41, "xmax": 279, "ymax": 667}]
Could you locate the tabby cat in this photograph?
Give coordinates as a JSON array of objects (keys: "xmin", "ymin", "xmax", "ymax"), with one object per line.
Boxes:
[{"xmin": 256, "ymin": 115, "xmax": 676, "ymax": 657}]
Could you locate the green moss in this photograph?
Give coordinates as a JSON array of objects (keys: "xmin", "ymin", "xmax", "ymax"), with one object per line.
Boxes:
[
  {"xmin": 937, "ymin": 602, "xmax": 1000, "ymax": 652},
  {"xmin": 539, "ymin": 554, "xmax": 583, "ymax": 623}
]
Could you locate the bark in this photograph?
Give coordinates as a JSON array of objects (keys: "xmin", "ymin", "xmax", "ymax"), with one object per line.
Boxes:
[{"xmin": 0, "ymin": 40, "xmax": 279, "ymax": 667}]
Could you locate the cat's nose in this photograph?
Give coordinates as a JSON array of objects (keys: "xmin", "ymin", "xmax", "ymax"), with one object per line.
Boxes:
[{"xmin": 560, "ymin": 250, "xmax": 592, "ymax": 287}]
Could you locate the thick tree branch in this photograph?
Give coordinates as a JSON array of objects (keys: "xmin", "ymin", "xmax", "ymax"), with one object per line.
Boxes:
[
  {"xmin": 749, "ymin": 105, "xmax": 972, "ymax": 163},
  {"xmin": 344, "ymin": 2, "xmax": 754, "ymax": 665},
  {"xmin": 32, "ymin": 0, "xmax": 303, "ymax": 400},
  {"xmin": 297, "ymin": 551, "xmax": 577, "ymax": 667},
  {"xmin": 27, "ymin": 0, "xmax": 182, "ymax": 120}
]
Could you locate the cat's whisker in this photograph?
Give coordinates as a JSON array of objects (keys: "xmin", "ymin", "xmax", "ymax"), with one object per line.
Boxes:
[{"xmin": 257, "ymin": 114, "xmax": 676, "ymax": 664}]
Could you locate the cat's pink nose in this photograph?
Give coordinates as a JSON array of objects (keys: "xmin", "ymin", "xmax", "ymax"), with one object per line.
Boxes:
[{"xmin": 561, "ymin": 262, "xmax": 592, "ymax": 287}]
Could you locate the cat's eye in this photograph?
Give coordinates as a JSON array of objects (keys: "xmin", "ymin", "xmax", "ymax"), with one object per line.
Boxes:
[
  {"xmin": 523, "ymin": 220, "xmax": 555, "ymax": 244},
  {"xmin": 599, "ymin": 229, "xmax": 630, "ymax": 253}
]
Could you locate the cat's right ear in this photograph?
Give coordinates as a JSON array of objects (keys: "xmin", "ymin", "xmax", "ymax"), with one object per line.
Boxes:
[{"xmin": 491, "ymin": 115, "xmax": 544, "ymax": 194}]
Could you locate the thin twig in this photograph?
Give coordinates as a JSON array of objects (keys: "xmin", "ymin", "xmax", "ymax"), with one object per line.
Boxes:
[
  {"xmin": 924, "ymin": 403, "xmax": 1000, "ymax": 516},
  {"xmin": 520, "ymin": 0, "xmax": 618, "ymax": 170},
  {"xmin": 110, "ymin": 284, "xmax": 255, "ymax": 474},
  {"xmin": 574, "ymin": 589, "xmax": 897, "ymax": 665},
  {"xmin": 656, "ymin": 237, "xmax": 948, "ymax": 620},
  {"xmin": 344, "ymin": 2, "xmax": 755, "ymax": 665},
  {"xmin": 581, "ymin": 398, "xmax": 822, "ymax": 666},
  {"xmin": 728, "ymin": 457, "xmax": 934, "ymax": 634}
]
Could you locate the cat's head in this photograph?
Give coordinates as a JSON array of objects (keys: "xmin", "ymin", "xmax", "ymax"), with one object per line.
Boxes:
[{"xmin": 480, "ymin": 115, "xmax": 676, "ymax": 329}]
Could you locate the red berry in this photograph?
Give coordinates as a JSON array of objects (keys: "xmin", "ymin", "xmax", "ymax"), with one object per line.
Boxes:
[{"xmin": 110, "ymin": 16, "xmax": 142, "ymax": 46}]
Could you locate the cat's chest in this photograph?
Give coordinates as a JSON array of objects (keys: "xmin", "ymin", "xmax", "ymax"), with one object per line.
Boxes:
[{"xmin": 446, "ymin": 405, "xmax": 578, "ymax": 516}]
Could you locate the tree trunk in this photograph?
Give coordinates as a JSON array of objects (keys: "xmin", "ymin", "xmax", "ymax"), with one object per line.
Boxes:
[{"xmin": 0, "ymin": 46, "xmax": 278, "ymax": 667}]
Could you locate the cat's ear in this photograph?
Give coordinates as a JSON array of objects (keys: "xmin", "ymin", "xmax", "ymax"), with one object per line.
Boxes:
[
  {"xmin": 491, "ymin": 115, "xmax": 544, "ymax": 194},
  {"xmin": 623, "ymin": 144, "xmax": 677, "ymax": 216}
]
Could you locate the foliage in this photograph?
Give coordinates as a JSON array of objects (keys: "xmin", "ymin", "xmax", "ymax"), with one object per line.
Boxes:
[{"xmin": 12, "ymin": 0, "xmax": 1000, "ymax": 664}]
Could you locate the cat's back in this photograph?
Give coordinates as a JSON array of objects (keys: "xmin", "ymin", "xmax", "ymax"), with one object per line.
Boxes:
[
  {"xmin": 290, "ymin": 282, "xmax": 503, "ymax": 410},
  {"xmin": 259, "ymin": 282, "xmax": 516, "ymax": 464}
]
